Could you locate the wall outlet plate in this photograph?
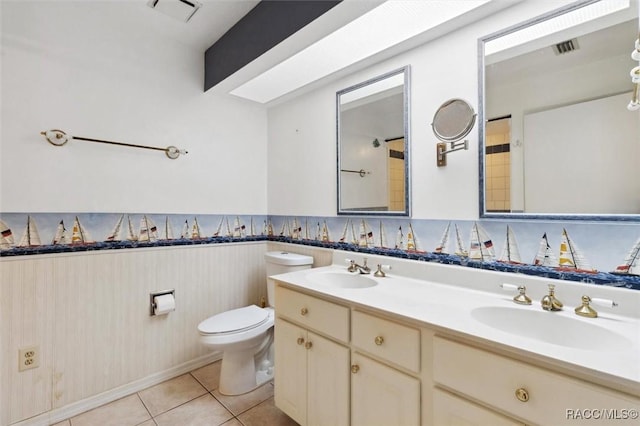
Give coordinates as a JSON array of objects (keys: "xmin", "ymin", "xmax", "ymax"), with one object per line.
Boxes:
[{"xmin": 18, "ymin": 346, "xmax": 39, "ymax": 372}]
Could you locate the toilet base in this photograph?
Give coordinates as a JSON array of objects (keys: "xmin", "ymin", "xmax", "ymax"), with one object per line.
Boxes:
[{"xmin": 218, "ymin": 330, "xmax": 274, "ymax": 396}]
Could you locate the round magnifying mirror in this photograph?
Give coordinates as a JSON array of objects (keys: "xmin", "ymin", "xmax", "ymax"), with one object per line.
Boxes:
[{"xmin": 431, "ymin": 98, "xmax": 476, "ymax": 142}]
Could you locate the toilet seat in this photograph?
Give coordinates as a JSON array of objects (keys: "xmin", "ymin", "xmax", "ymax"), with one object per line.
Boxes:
[{"xmin": 198, "ymin": 305, "xmax": 269, "ymax": 336}]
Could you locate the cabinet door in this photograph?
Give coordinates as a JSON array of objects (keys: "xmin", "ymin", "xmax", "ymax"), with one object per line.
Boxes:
[
  {"xmin": 433, "ymin": 388, "xmax": 524, "ymax": 426},
  {"xmin": 351, "ymin": 353, "xmax": 420, "ymax": 426},
  {"xmin": 307, "ymin": 331, "xmax": 350, "ymax": 426},
  {"xmin": 274, "ymin": 318, "xmax": 307, "ymax": 425}
]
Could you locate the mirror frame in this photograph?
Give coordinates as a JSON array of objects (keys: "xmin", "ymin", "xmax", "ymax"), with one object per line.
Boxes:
[
  {"xmin": 478, "ymin": 0, "xmax": 640, "ymax": 222},
  {"xmin": 337, "ymin": 66, "xmax": 411, "ymax": 216}
]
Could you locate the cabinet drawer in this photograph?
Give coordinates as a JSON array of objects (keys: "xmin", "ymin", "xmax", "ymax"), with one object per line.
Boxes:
[
  {"xmin": 433, "ymin": 388, "xmax": 523, "ymax": 426},
  {"xmin": 275, "ymin": 285, "xmax": 349, "ymax": 343},
  {"xmin": 352, "ymin": 310, "xmax": 420, "ymax": 372},
  {"xmin": 433, "ymin": 336, "xmax": 640, "ymax": 425}
]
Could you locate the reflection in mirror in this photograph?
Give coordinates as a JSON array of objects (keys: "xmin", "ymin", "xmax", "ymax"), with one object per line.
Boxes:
[
  {"xmin": 479, "ymin": 0, "xmax": 640, "ymax": 220},
  {"xmin": 337, "ymin": 66, "xmax": 410, "ymax": 216}
]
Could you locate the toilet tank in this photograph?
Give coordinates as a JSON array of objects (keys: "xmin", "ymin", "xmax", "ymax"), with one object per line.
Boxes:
[{"xmin": 265, "ymin": 251, "xmax": 313, "ymax": 307}]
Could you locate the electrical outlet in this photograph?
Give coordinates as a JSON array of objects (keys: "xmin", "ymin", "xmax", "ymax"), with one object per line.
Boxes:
[{"xmin": 18, "ymin": 346, "xmax": 39, "ymax": 372}]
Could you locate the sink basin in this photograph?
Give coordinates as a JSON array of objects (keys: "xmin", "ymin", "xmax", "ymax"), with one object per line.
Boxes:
[
  {"xmin": 307, "ymin": 271, "xmax": 378, "ymax": 289},
  {"xmin": 471, "ymin": 306, "xmax": 632, "ymax": 351}
]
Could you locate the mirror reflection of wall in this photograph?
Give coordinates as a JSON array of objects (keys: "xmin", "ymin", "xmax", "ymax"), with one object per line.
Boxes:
[
  {"xmin": 338, "ymin": 67, "xmax": 409, "ymax": 215},
  {"xmin": 485, "ymin": 117, "xmax": 511, "ymax": 213},
  {"xmin": 481, "ymin": 0, "xmax": 640, "ymax": 218}
]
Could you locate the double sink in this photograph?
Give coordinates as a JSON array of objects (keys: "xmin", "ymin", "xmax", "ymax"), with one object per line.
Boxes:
[{"xmin": 303, "ymin": 267, "xmax": 633, "ymax": 352}]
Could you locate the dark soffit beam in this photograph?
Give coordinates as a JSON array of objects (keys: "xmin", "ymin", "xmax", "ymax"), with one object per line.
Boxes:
[{"xmin": 204, "ymin": 0, "xmax": 341, "ymax": 92}]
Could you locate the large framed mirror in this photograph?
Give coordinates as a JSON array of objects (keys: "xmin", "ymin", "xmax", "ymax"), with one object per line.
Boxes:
[
  {"xmin": 479, "ymin": 0, "xmax": 640, "ymax": 220},
  {"xmin": 337, "ymin": 66, "xmax": 410, "ymax": 216}
]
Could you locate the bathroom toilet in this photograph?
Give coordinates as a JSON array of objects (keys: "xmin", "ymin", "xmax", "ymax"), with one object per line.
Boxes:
[{"xmin": 197, "ymin": 251, "xmax": 313, "ymax": 395}]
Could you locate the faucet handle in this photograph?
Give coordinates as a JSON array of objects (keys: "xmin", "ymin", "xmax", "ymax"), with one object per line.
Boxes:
[
  {"xmin": 501, "ymin": 283, "xmax": 532, "ymax": 305},
  {"xmin": 374, "ymin": 264, "xmax": 392, "ymax": 277},
  {"xmin": 575, "ymin": 295, "xmax": 618, "ymax": 318},
  {"xmin": 590, "ymin": 297, "xmax": 618, "ymax": 308}
]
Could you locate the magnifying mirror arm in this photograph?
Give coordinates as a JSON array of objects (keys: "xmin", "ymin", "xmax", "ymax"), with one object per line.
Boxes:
[{"xmin": 437, "ymin": 140, "xmax": 468, "ymax": 167}]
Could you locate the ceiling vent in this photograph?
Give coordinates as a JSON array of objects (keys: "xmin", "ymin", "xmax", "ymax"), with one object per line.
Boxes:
[
  {"xmin": 147, "ymin": 0, "xmax": 201, "ymax": 23},
  {"xmin": 553, "ymin": 38, "xmax": 580, "ymax": 55}
]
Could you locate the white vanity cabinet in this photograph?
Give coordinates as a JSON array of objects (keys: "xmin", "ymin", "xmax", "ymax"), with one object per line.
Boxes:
[
  {"xmin": 351, "ymin": 310, "xmax": 421, "ymax": 426},
  {"xmin": 274, "ymin": 286, "xmax": 350, "ymax": 426},
  {"xmin": 433, "ymin": 336, "xmax": 640, "ymax": 425}
]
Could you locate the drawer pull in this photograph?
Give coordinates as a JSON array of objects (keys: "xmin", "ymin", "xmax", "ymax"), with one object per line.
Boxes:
[
  {"xmin": 300, "ymin": 307, "xmax": 308, "ymax": 316},
  {"xmin": 304, "ymin": 341, "xmax": 313, "ymax": 349},
  {"xmin": 351, "ymin": 364, "xmax": 360, "ymax": 374},
  {"xmin": 515, "ymin": 387, "xmax": 529, "ymax": 402},
  {"xmin": 296, "ymin": 337, "xmax": 305, "ymax": 345},
  {"xmin": 374, "ymin": 335, "xmax": 384, "ymax": 346}
]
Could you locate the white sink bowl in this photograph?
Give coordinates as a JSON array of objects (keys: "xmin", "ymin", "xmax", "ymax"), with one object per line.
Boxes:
[
  {"xmin": 471, "ymin": 306, "xmax": 632, "ymax": 351},
  {"xmin": 307, "ymin": 271, "xmax": 378, "ymax": 289}
]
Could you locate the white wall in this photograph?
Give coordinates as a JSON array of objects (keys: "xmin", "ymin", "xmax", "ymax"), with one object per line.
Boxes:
[
  {"xmin": 0, "ymin": 1, "xmax": 268, "ymax": 215},
  {"xmin": 267, "ymin": 1, "xmax": 583, "ymax": 220}
]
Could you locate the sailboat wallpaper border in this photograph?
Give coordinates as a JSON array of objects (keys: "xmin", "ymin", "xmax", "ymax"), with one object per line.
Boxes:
[{"xmin": 1, "ymin": 213, "xmax": 639, "ymax": 290}]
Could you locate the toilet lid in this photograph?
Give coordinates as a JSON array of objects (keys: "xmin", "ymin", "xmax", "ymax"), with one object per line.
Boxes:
[{"xmin": 198, "ymin": 305, "xmax": 269, "ymax": 335}]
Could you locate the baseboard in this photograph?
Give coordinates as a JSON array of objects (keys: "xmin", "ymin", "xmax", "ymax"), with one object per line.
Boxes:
[{"xmin": 12, "ymin": 352, "xmax": 222, "ymax": 426}]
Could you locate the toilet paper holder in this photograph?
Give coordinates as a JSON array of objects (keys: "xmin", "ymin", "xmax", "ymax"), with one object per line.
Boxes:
[{"xmin": 150, "ymin": 289, "xmax": 175, "ymax": 316}]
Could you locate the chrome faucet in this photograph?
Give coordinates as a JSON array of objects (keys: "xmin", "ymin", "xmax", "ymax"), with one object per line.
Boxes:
[
  {"xmin": 541, "ymin": 284, "xmax": 563, "ymax": 311},
  {"xmin": 347, "ymin": 258, "xmax": 371, "ymax": 274}
]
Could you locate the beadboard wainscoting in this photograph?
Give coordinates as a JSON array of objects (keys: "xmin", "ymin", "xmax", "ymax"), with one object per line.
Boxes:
[{"xmin": 1, "ymin": 241, "xmax": 297, "ymax": 426}]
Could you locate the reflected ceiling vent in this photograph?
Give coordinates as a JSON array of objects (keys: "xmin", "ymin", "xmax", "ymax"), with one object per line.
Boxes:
[
  {"xmin": 553, "ymin": 38, "xmax": 580, "ymax": 55},
  {"xmin": 147, "ymin": 0, "xmax": 202, "ymax": 23}
]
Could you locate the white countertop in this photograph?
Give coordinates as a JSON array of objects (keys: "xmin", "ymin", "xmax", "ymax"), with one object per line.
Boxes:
[{"xmin": 271, "ymin": 250, "xmax": 640, "ymax": 395}]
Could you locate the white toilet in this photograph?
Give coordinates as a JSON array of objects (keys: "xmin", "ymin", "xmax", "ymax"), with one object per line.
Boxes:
[{"xmin": 197, "ymin": 251, "xmax": 313, "ymax": 395}]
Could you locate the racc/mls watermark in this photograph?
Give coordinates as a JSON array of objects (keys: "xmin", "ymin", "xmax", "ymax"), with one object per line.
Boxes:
[{"xmin": 566, "ymin": 409, "xmax": 639, "ymax": 421}]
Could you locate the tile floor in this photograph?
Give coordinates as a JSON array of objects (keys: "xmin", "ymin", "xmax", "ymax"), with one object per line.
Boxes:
[{"xmin": 52, "ymin": 361, "xmax": 298, "ymax": 426}]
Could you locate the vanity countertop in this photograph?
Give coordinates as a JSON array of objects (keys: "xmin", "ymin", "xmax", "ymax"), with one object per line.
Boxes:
[{"xmin": 271, "ymin": 251, "xmax": 640, "ymax": 396}]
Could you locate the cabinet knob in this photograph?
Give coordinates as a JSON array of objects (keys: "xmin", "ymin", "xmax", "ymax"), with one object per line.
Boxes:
[
  {"xmin": 351, "ymin": 364, "xmax": 360, "ymax": 374},
  {"xmin": 515, "ymin": 387, "xmax": 529, "ymax": 402},
  {"xmin": 300, "ymin": 307, "xmax": 308, "ymax": 316},
  {"xmin": 374, "ymin": 335, "xmax": 384, "ymax": 346},
  {"xmin": 296, "ymin": 337, "xmax": 305, "ymax": 345},
  {"xmin": 304, "ymin": 341, "xmax": 313, "ymax": 349}
]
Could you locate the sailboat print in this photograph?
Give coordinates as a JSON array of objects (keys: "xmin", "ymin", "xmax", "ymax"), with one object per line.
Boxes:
[
  {"xmin": 52, "ymin": 220, "xmax": 69, "ymax": 245},
  {"xmin": 557, "ymin": 228, "xmax": 596, "ymax": 273},
  {"xmin": 497, "ymin": 226, "xmax": 523, "ymax": 264},
  {"xmin": 533, "ymin": 233, "xmax": 557, "ymax": 267},
  {"xmin": 280, "ymin": 218, "xmax": 291, "ymax": 238},
  {"xmin": 375, "ymin": 221, "xmax": 388, "ymax": 249},
  {"xmin": 18, "ymin": 216, "xmax": 41, "ymax": 247},
  {"xmin": 454, "ymin": 224, "xmax": 468, "ymax": 257},
  {"xmin": 213, "ymin": 216, "xmax": 225, "ymax": 237},
  {"xmin": 105, "ymin": 214, "xmax": 124, "ymax": 242},
  {"xmin": 321, "ymin": 221, "xmax": 330, "ymax": 242},
  {"xmin": 0, "ymin": 220, "xmax": 15, "ymax": 250},
  {"xmin": 180, "ymin": 220, "xmax": 190, "ymax": 239},
  {"xmin": 395, "ymin": 226, "xmax": 404, "ymax": 250},
  {"xmin": 191, "ymin": 217, "xmax": 202, "ymax": 239},
  {"xmin": 434, "ymin": 222, "xmax": 451, "ymax": 254},
  {"xmin": 358, "ymin": 220, "xmax": 374, "ymax": 248},
  {"xmin": 232, "ymin": 216, "xmax": 246, "ymax": 238},
  {"xmin": 267, "ymin": 219, "xmax": 274, "ymax": 236},
  {"xmin": 303, "ymin": 219, "xmax": 311, "ymax": 240},
  {"xmin": 350, "ymin": 220, "xmax": 358, "ymax": 245},
  {"xmin": 138, "ymin": 215, "xmax": 158, "ymax": 243},
  {"xmin": 468, "ymin": 223, "xmax": 495, "ymax": 262},
  {"xmin": 405, "ymin": 223, "xmax": 423, "ymax": 252},
  {"xmin": 163, "ymin": 217, "xmax": 174, "ymax": 240},
  {"xmin": 71, "ymin": 216, "xmax": 94, "ymax": 245},
  {"xmin": 611, "ymin": 237, "xmax": 640, "ymax": 276},
  {"xmin": 291, "ymin": 218, "xmax": 301, "ymax": 240},
  {"xmin": 339, "ymin": 219, "xmax": 351, "ymax": 243},
  {"xmin": 249, "ymin": 217, "xmax": 256, "ymax": 237},
  {"xmin": 126, "ymin": 215, "xmax": 138, "ymax": 241}
]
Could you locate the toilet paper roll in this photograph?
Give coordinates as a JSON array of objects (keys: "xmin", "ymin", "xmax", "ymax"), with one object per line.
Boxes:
[{"xmin": 154, "ymin": 294, "xmax": 175, "ymax": 315}]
